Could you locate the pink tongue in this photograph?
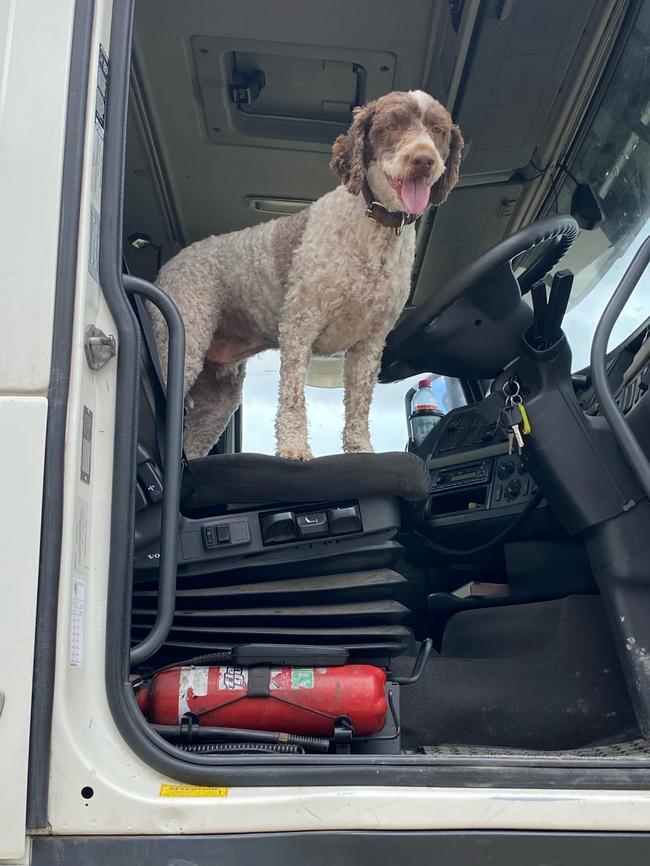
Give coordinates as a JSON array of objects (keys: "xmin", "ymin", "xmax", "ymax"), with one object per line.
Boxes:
[{"xmin": 400, "ymin": 178, "xmax": 430, "ymax": 214}]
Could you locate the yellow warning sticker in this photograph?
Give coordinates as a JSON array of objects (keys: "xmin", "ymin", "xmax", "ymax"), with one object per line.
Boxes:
[{"xmin": 160, "ymin": 784, "xmax": 229, "ymax": 798}]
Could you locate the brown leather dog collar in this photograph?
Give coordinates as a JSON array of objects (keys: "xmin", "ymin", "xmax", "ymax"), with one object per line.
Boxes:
[{"xmin": 362, "ymin": 178, "xmax": 420, "ymax": 233}]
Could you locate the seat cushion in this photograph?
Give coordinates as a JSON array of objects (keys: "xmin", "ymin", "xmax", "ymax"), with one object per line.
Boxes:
[{"xmin": 183, "ymin": 451, "xmax": 429, "ymax": 509}]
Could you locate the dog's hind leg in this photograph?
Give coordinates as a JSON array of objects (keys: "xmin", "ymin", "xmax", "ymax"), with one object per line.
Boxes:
[{"xmin": 184, "ymin": 360, "xmax": 246, "ymax": 459}]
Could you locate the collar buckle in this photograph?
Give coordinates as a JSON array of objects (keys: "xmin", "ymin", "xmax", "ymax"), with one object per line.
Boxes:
[{"xmin": 366, "ymin": 200, "xmax": 382, "ymax": 219}]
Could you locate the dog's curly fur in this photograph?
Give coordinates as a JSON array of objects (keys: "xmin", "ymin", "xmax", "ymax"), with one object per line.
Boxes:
[{"xmin": 150, "ymin": 90, "xmax": 462, "ymax": 460}]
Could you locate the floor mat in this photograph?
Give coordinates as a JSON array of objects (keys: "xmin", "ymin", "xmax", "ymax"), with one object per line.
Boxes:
[
  {"xmin": 397, "ymin": 595, "xmax": 637, "ymax": 751},
  {"xmin": 421, "ymin": 738, "xmax": 650, "ymax": 760}
]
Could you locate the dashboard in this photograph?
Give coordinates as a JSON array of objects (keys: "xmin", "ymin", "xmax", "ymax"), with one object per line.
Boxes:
[
  {"xmin": 420, "ymin": 392, "xmax": 540, "ymax": 529},
  {"xmin": 419, "ymin": 322, "xmax": 650, "ymax": 529}
]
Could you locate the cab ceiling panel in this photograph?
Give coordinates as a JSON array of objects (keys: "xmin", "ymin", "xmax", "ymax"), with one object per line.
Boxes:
[
  {"xmin": 131, "ymin": 0, "xmax": 463, "ymax": 242},
  {"xmin": 456, "ymin": 0, "xmax": 603, "ymax": 179}
]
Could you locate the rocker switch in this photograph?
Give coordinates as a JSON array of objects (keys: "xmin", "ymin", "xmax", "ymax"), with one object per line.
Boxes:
[{"xmin": 201, "ymin": 521, "xmax": 249, "ymax": 552}]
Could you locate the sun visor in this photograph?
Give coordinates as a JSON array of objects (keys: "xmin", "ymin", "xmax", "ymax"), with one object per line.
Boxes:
[{"xmin": 456, "ymin": 0, "xmax": 603, "ymax": 178}]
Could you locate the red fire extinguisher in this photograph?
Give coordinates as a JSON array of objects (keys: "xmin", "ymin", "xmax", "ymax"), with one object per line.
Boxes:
[{"xmin": 137, "ymin": 664, "xmax": 388, "ymax": 737}]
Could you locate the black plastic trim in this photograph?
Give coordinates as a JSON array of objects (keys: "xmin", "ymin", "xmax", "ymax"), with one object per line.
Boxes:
[
  {"xmin": 101, "ymin": 0, "xmax": 145, "ymax": 767},
  {"xmin": 25, "ymin": 0, "xmax": 95, "ymax": 830},
  {"xmin": 30, "ymin": 831, "xmax": 650, "ymax": 865},
  {"xmin": 101, "ymin": 0, "xmax": 650, "ymax": 789}
]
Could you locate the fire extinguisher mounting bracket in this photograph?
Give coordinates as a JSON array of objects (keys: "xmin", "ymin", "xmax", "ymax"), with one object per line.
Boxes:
[
  {"xmin": 231, "ymin": 643, "xmax": 349, "ymax": 668},
  {"xmin": 247, "ymin": 665, "xmax": 272, "ymax": 698}
]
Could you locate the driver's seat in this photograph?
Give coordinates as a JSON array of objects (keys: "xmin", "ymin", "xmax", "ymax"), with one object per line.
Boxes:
[{"xmin": 131, "ymin": 288, "xmax": 429, "ymax": 665}]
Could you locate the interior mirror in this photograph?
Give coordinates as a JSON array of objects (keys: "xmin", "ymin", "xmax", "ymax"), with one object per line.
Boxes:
[{"xmin": 571, "ymin": 182, "xmax": 604, "ymax": 231}]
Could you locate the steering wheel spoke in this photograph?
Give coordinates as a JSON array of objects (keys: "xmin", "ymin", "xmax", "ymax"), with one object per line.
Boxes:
[{"xmin": 381, "ymin": 215, "xmax": 579, "ymax": 381}]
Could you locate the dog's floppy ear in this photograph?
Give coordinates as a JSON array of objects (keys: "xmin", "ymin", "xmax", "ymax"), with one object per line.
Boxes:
[
  {"xmin": 429, "ymin": 124, "xmax": 463, "ymax": 207},
  {"xmin": 329, "ymin": 102, "xmax": 375, "ymax": 195}
]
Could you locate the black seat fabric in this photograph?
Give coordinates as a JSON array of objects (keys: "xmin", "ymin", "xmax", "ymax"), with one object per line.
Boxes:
[{"xmin": 183, "ymin": 451, "xmax": 429, "ymax": 509}]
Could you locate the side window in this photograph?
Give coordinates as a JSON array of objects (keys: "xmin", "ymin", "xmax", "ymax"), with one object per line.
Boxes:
[{"xmin": 242, "ymin": 350, "xmax": 466, "ymax": 455}]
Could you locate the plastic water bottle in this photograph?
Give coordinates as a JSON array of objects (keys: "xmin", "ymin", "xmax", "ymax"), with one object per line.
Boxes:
[{"xmin": 409, "ymin": 379, "xmax": 443, "ymax": 449}]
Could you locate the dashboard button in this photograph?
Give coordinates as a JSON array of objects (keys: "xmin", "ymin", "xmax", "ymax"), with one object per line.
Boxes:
[
  {"xmin": 497, "ymin": 459, "xmax": 515, "ymax": 479},
  {"xmin": 504, "ymin": 479, "xmax": 522, "ymax": 500}
]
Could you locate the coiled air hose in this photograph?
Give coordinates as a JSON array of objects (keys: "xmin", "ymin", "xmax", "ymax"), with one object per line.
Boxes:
[{"xmin": 177, "ymin": 742, "xmax": 304, "ymax": 754}]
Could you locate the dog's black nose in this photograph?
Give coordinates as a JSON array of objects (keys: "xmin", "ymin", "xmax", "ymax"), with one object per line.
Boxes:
[{"xmin": 410, "ymin": 152, "xmax": 435, "ymax": 171}]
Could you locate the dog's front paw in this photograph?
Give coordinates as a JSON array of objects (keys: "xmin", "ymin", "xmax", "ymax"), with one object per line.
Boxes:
[{"xmin": 277, "ymin": 444, "xmax": 314, "ymax": 461}]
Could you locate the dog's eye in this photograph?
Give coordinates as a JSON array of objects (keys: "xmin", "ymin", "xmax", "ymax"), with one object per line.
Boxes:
[
  {"xmin": 431, "ymin": 125, "xmax": 442, "ymax": 134},
  {"xmin": 386, "ymin": 122, "xmax": 399, "ymax": 131}
]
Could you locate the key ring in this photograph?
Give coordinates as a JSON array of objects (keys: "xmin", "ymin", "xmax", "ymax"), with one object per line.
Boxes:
[{"xmin": 503, "ymin": 378, "xmax": 521, "ymax": 401}]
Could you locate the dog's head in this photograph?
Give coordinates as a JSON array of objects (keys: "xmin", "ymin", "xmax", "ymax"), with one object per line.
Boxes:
[{"xmin": 330, "ymin": 90, "xmax": 463, "ymax": 214}]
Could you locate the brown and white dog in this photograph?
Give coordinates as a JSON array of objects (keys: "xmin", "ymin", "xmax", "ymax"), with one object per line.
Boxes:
[{"xmin": 151, "ymin": 90, "xmax": 463, "ymax": 460}]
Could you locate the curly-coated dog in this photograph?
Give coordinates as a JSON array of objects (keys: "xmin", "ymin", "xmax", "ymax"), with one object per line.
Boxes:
[{"xmin": 151, "ymin": 90, "xmax": 463, "ymax": 460}]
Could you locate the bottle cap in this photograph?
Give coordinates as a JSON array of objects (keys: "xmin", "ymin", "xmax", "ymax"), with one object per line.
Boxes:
[{"xmin": 418, "ymin": 379, "xmax": 431, "ymax": 388}]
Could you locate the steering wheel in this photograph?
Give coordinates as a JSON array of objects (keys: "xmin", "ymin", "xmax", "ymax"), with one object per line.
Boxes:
[{"xmin": 380, "ymin": 215, "xmax": 579, "ymax": 382}]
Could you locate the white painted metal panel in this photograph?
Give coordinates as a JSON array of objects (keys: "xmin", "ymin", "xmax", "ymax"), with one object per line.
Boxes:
[
  {"xmin": 0, "ymin": 0, "xmax": 76, "ymax": 393},
  {"xmin": 0, "ymin": 397, "xmax": 47, "ymax": 859}
]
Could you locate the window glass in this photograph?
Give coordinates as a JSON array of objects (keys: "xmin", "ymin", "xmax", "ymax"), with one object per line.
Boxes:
[
  {"xmin": 540, "ymin": 2, "xmax": 650, "ymax": 370},
  {"xmin": 242, "ymin": 350, "xmax": 465, "ymax": 456}
]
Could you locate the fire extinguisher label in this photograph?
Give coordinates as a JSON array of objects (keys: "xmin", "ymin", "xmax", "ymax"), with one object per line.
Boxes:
[
  {"xmin": 290, "ymin": 668, "xmax": 315, "ymax": 689},
  {"xmin": 178, "ymin": 667, "xmax": 210, "ymax": 720},
  {"xmin": 267, "ymin": 668, "xmax": 315, "ymax": 689},
  {"xmin": 218, "ymin": 666, "xmax": 249, "ymax": 691},
  {"xmin": 212, "ymin": 666, "xmax": 318, "ymax": 694}
]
